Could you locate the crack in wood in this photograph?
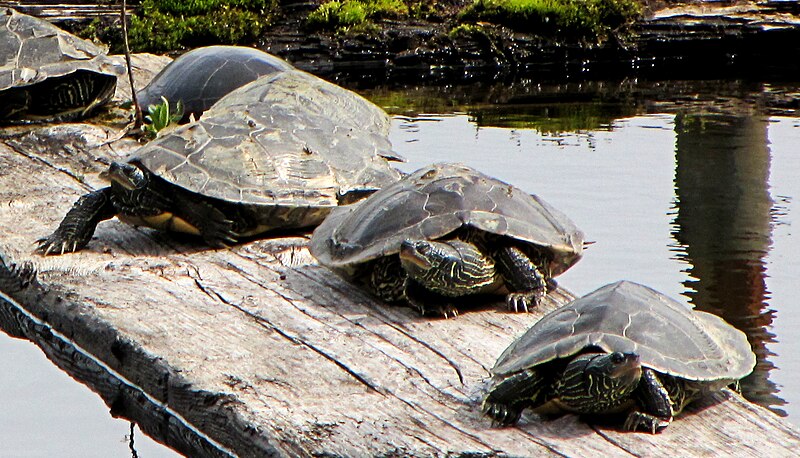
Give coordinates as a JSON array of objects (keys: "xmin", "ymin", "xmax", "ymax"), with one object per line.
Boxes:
[
  {"xmin": 228, "ymin": 261, "xmax": 470, "ymax": 404},
  {"xmin": 590, "ymin": 426, "xmax": 642, "ymax": 457},
  {"xmin": 4, "ymin": 139, "xmax": 92, "ymax": 190},
  {"xmin": 384, "ymin": 321, "xmax": 466, "ymax": 386},
  {"xmin": 187, "ymin": 267, "xmax": 386, "ymax": 396}
]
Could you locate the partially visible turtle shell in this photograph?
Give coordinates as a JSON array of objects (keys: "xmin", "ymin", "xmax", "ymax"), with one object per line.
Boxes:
[
  {"xmin": 493, "ymin": 280, "xmax": 756, "ymax": 382},
  {"xmin": 311, "ymin": 162, "xmax": 584, "ymax": 277},
  {"xmin": 0, "ymin": 8, "xmax": 122, "ymax": 121},
  {"xmin": 137, "ymin": 46, "xmax": 294, "ymax": 123},
  {"xmin": 211, "ymin": 68, "xmax": 393, "ymax": 150},
  {"xmin": 129, "ymin": 69, "xmax": 402, "ymax": 212}
]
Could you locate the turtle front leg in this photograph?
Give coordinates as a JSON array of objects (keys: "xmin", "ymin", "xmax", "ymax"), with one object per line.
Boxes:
[
  {"xmin": 495, "ymin": 245, "xmax": 548, "ymax": 312},
  {"xmin": 37, "ymin": 187, "xmax": 117, "ymax": 255},
  {"xmin": 404, "ymin": 279, "xmax": 460, "ymax": 319},
  {"xmin": 482, "ymin": 368, "xmax": 549, "ymax": 426},
  {"xmin": 624, "ymin": 368, "xmax": 673, "ymax": 433}
]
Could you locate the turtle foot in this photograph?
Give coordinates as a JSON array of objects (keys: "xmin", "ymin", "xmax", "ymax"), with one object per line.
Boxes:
[
  {"xmin": 482, "ymin": 401, "xmax": 522, "ymax": 426},
  {"xmin": 36, "ymin": 235, "xmax": 83, "ymax": 256},
  {"xmin": 623, "ymin": 411, "xmax": 671, "ymax": 434},
  {"xmin": 201, "ymin": 219, "xmax": 239, "ymax": 248},
  {"xmin": 506, "ymin": 289, "xmax": 545, "ymax": 313},
  {"xmin": 419, "ymin": 303, "xmax": 460, "ymax": 319}
]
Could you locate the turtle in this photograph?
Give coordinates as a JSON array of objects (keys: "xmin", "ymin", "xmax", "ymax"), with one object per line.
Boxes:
[
  {"xmin": 310, "ymin": 163, "xmax": 585, "ymax": 317},
  {"xmin": 482, "ymin": 280, "xmax": 756, "ymax": 433},
  {"xmin": 0, "ymin": 8, "xmax": 122, "ymax": 123},
  {"xmin": 37, "ymin": 69, "xmax": 402, "ymax": 255},
  {"xmin": 137, "ymin": 45, "xmax": 295, "ymax": 123}
]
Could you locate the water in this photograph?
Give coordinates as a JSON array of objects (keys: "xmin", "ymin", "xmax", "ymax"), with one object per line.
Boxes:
[
  {"xmin": 1, "ymin": 79, "xmax": 798, "ymax": 455},
  {"xmin": 0, "ymin": 334, "xmax": 180, "ymax": 457}
]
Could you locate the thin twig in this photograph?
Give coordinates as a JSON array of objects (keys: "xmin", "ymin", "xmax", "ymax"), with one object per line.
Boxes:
[{"xmin": 120, "ymin": 0, "xmax": 143, "ymax": 128}]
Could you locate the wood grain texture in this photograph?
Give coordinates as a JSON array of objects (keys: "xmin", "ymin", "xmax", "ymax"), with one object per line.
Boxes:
[{"xmin": 1, "ymin": 122, "xmax": 799, "ymax": 457}]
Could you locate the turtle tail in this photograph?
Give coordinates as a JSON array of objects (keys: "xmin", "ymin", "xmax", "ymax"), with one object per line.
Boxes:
[{"xmin": 482, "ymin": 369, "xmax": 548, "ymax": 426}]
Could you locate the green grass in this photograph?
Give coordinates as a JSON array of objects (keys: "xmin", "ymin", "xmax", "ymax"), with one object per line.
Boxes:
[
  {"xmin": 86, "ymin": 0, "xmax": 279, "ymax": 53},
  {"xmin": 306, "ymin": 0, "xmax": 410, "ymax": 32},
  {"xmin": 460, "ymin": 0, "xmax": 642, "ymax": 41}
]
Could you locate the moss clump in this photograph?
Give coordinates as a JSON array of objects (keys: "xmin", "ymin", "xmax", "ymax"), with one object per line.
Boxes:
[
  {"xmin": 122, "ymin": 0, "xmax": 278, "ymax": 53},
  {"xmin": 460, "ymin": 0, "xmax": 642, "ymax": 41},
  {"xmin": 306, "ymin": 0, "xmax": 410, "ymax": 32}
]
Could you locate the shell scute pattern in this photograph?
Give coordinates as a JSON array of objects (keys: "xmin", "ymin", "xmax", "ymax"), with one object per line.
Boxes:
[
  {"xmin": 130, "ymin": 69, "xmax": 400, "ymax": 211},
  {"xmin": 492, "ymin": 281, "xmax": 756, "ymax": 382},
  {"xmin": 1, "ymin": 8, "xmax": 121, "ymax": 121},
  {"xmin": 311, "ymin": 163, "xmax": 585, "ymax": 281}
]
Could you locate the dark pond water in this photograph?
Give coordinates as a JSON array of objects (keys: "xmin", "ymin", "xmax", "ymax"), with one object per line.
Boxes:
[{"xmin": 1, "ymin": 77, "xmax": 797, "ymax": 455}]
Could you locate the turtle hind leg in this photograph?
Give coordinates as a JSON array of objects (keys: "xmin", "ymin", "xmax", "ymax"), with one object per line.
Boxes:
[
  {"xmin": 625, "ymin": 368, "xmax": 674, "ymax": 433},
  {"xmin": 37, "ymin": 187, "xmax": 117, "ymax": 255},
  {"xmin": 482, "ymin": 369, "xmax": 549, "ymax": 426},
  {"xmin": 169, "ymin": 192, "xmax": 238, "ymax": 248},
  {"xmin": 494, "ymin": 245, "xmax": 548, "ymax": 312}
]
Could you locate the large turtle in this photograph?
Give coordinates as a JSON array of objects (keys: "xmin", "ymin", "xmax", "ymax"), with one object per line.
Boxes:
[
  {"xmin": 37, "ymin": 70, "xmax": 402, "ymax": 255},
  {"xmin": 310, "ymin": 163, "xmax": 584, "ymax": 317},
  {"xmin": 137, "ymin": 45, "xmax": 295, "ymax": 123},
  {"xmin": 0, "ymin": 8, "xmax": 122, "ymax": 123},
  {"xmin": 482, "ymin": 280, "xmax": 756, "ymax": 433}
]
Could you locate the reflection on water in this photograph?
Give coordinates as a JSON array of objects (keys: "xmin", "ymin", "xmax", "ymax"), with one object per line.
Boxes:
[{"xmin": 670, "ymin": 113, "xmax": 784, "ymax": 415}]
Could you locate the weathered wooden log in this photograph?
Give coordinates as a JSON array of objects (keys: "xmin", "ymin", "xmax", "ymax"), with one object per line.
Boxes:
[
  {"xmin": 1, "ymin": 114, "xmax": 800, "ymax": 457},
  {"xmin": 0, "ymin": 1, "xmax": 128, "ymax": 23}
]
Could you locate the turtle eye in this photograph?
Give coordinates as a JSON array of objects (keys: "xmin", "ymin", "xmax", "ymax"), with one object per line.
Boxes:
[{"xmin": 610, "ymin": 352, "xmax": 625, "ymax": 364}]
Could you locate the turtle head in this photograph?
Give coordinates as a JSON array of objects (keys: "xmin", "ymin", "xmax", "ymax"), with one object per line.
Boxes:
[
  {"xmin": 584, "ymin": 352, "xmax": 642, "ymax": 400},
  {"xmin": 557, "ymin": 352, "xmax": 642, "ymax": 413},
  {"xmin": 399, "ymin": 239, "xmax": 437, "ymax": 273},
  {"xmin": 399, "ymin": 238, "xmax": 497, "ymax": 296},
  {"xmin": 101, "ymin": 162, "xmax": 148, "ymax": 191}
]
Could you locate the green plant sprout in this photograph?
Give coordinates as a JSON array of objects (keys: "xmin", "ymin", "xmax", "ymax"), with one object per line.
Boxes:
[{"xmin": 143, "ymin": 96, "xmax": 183, "ymax": 138}]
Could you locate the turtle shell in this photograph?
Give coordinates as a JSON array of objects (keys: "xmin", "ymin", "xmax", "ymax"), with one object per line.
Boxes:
[
  {"xmin": 492, "ymin": 280, "xmax": 756, "ymax": 382},
  {"xmin": 137, "ymin": 46, "xmax": 294, "ymax": 123},
  {"xmin": 0, "ymin": 8, "xmax": 121, "ymax": 119},
  {"xmin": 129, "ymin": 69, "xmax": 401, "ymax": 210},
  {"xmin": 310, "ymin": 162, "xmax": 584, "ymax": 277}
]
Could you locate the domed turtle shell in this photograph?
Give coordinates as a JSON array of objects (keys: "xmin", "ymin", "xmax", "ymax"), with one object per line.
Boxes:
[
  {"xmin": 492, "ymin": 280, "xmax": 756, "ymax": 382},
  {"xmin": 137, "ymin": 45, "xmax": 294, "ymax": 123},
  {"xmin": 311, "ymin": 162, "xmax": 584, "ymax": 277},
  {"xmin": 0, "ymin": 8, "xmax": 122, "ymax": 121},
  {"xmin": 128, "ymin": 69, "xmax": 402, "ymax": 212}
]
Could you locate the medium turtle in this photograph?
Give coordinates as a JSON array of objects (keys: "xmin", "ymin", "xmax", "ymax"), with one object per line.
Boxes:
[
  {"xmin": 37, "ymin": 70, "xmax": 402, "ymax": 255},
  {"xmin": 310, "ymin": 163, "xmax": 584, "ymax": 317},
  {"xmin": 137, "ymin": 45, "xmax": 295, "ymax": 123},
  {"xmin": 0, "ymin": 8, "xmax": 122, "ymax": 123},
  {"xmin": 482, "ymin": 280, "xmax": 756, "ymax": 432}
]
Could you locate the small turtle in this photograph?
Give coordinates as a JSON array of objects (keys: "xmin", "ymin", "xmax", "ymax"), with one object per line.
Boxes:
[
  {"xmin": 0, "ymin": 8, "xmax": 121, "ymax": 123},
  {"xmin": 310, "ymin": 163, "xmax": 584, "ymax": 317},
  {"xmin": 137, "ymin": 45, "xmax": 295, "ymax": 123},
  {"xmin": 37, "ymin": 70, "xmax": 402, "ymax": 255},
  {"xmin": 482, "ymin": 280, "xmax": 756, "ymax": 432}
]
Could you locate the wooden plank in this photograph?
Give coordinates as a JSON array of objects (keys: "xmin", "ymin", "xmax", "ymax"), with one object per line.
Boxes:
[{"xmin": 1, "ymin": 78, "xmax": 799, "ymax": 458}]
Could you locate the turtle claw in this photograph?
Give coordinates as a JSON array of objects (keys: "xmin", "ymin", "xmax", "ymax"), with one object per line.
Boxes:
[
  {"xmin": 420, "ymin": 303, "xmax": 459, "ymax": 319},
  {"xmin": 623, "ymin": 411, "xmax": 670, "ymax": 434},
  {"xmin": 506, "ymin": 290, "xmax": 544, "ymax": 313},
  {"xmin": 36, "ymin": 235, "xmax": 82, "ymax": 256}
]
